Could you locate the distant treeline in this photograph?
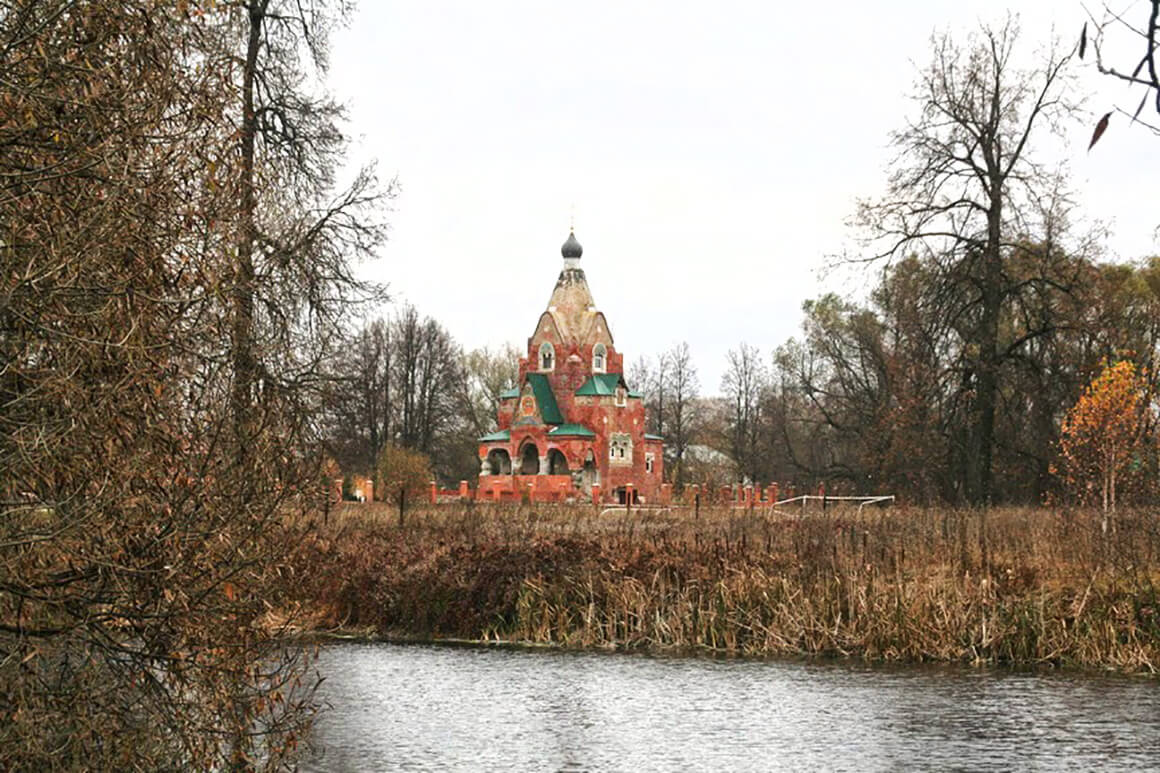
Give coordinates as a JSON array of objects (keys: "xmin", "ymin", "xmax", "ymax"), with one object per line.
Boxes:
[
  {"xmin": 326, "ymin": 249, "xmax": 1160, "ymax": 508},
  {"xmin": 320, "ymin": 307, "xmax": 519, "ymax": 485},
  {"xmin": 716, "ymin": 256, "xmax": 1160, "ymax": 506}
]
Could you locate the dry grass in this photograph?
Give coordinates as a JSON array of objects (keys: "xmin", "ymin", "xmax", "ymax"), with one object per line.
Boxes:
[{"xmin": 280, "ymin": 502, "xmax": 1160, "ymax": 671}]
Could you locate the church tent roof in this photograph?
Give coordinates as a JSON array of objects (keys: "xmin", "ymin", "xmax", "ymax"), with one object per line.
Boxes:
[
  {"xmin": 526, "ymin": 373, "xmax": 564, "ymax": 424},
  {"xmin": 574, "ymin": 373, "xmax": 628, "ymax": 396}
]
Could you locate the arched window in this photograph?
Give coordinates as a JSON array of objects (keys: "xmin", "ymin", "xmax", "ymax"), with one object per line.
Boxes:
[
  {"xmin": 592, "ymin": 343, "xmax": 606, "ymax": 373},
  {"xmin": 539, "ymin": 341, "xmax": 555, "ymax": 371}
]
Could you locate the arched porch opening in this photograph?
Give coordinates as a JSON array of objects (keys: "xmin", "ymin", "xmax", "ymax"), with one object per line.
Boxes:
[
  {"xmin": 485, "ymin": 448, "xmax": 512, "ymax": 475},
  {"xmin": 547, "ymin": 449, "xmax": 569, "ymax": 475},
  {"xmin": 519, "ymin": 442, "xmax": 540, "ymax": 475}
]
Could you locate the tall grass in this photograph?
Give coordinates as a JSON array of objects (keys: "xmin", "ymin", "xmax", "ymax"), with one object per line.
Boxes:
[{"xmin": 280, "ymin": 503, "xmax": 1160, "ymax": 671}]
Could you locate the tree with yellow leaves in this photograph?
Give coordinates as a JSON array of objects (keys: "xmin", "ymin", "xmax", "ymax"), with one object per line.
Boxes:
[
  {"xmin": 1057, "ymin": 360, "xmax": 1152, "ymax": 527},
  {"xmin": 376, "ymin": 444, "xmax": 434, "ymax": 526}
]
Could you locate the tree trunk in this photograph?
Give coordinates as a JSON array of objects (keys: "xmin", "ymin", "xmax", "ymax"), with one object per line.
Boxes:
[
  {"xmin": 231, "ymin": 1, "xmax": 265, "ymax": 450},
  {"xmin": 975, "ymin": 273, "xmax": 1000, "ymax": 507},
  {"xmin": 973, "ymin": 131, "xmax": 1004, "ymax": 506}
]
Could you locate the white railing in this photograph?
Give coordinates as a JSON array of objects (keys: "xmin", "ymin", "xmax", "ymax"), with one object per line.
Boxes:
[
  {"xmin": 596, "ymin": 495, "xmax": 895, "ymax": 517},
  {"xmin": 769, "ymin": 494, "xmax": 895, "ymax": 514}
]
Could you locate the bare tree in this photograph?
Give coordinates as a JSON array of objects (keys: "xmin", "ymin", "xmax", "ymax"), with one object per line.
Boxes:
[
  {"xmin": 721, "ymin": 343, "xmax": 768, "ymax": 485},
  {"xmin": 323, "ymin": 319, "xmax": 392, "ymax": 472},
  {"xmin": 1, "ymin": 1, "xmax": 381, "ymax": 767},
  {"xmin": 628, "ymin": 355, "xmax": 654, "ymax": 422},
  {"xmin": 458, "ymin": 343, "xmax": 521, "ymax": 439},
  {"xmin": 323, "ymin": 308, "xmax": 471, "ymax": 483},
  {"xmin": 857, "ymin": 17, "xmax": 1077, "ymax": 504},
  {"xmin": 665, "ymin": 342, "xmax": 701, "ymax": 489},
  {"xmin": 209, "ymin": 0, "xmax": 390, "ymax": 448},
  {"xmin": 629, "ymin": 352, "xmax": 671, "ymax": 437}
]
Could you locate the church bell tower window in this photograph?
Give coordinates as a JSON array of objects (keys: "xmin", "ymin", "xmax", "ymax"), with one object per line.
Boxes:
[
  {"xmin": 539, "ymin": 341, "xmax": 555, "ymax": 371},
  {"xmin": 592, "ymin": 343, "xmax": 606, "ymax": 373}
]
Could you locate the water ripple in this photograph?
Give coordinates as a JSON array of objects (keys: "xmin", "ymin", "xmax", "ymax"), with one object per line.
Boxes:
[{"xmin": 302, "ymin": 643, "xmax": 1160, "ymax": 772}]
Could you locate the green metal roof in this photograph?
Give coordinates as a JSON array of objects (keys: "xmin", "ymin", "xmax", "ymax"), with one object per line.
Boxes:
[
  {"xmin": 628, "ymin": 390, "xmax": 643, "ymax": 399},
  {"xmin": 644, "ymin": 433, "xmax": 664, "ymax": 441},
  {"xmin": 478, "ymin": 429, "xmax": 511, "ymax": 443},
  {"xmin": 525, "ymin": 373, "xmax": 564, "ymax": 424},
  {"xmin": 498, "ymin": 387, "xmax": 519, "ymax": 399},
  {"xmin": 575, "ymin": 372, "xmax": 627, "ymax": 396},
  {"xmin": 549, "ymin": 423, "xmax": 596, "ymax": 438}
]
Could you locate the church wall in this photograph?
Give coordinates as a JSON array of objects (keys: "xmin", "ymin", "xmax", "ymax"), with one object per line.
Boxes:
[
  {"xmin": 544, "ymin": 436, "xmax": 593, "ymax": 470},
  {"xmin": 644, "ymin": 437, "xmax": 665, "ymax": 490},
  {"xmin": 605, "ymin": 350, "xmax": 624, "ymax": 375},
  {"xmin": 496, "ymin": 397, "xmax": 515, "ymax": 430},
  {"xmin": 585, "ymin": 395, "xmax": 658, "ymax": 502}
]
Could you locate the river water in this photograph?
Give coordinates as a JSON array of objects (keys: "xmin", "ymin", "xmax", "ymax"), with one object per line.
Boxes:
[{"xmin": 302, "ymin": 642, "xmax": 1160, "ymax": 772}]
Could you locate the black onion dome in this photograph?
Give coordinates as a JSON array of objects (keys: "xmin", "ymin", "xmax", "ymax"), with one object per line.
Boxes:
[{"xmin": 561, "ymin": 230, "xmax": 583, "ymax": 259}]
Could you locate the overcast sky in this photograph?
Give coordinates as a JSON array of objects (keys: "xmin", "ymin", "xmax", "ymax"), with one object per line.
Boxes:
[{"xmin": 329, "ymin": 1, "xmax": 1158, "ymax": 394}]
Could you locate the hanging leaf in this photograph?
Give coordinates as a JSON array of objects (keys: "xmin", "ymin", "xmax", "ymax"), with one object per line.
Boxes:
[
  {"xmin": 1089, "ymin": 111, "xmax": 1112, "ymax": 150},
  {"xmin": 1079, "ymin": 22, "xmax": 1087, "ymax": 60}
]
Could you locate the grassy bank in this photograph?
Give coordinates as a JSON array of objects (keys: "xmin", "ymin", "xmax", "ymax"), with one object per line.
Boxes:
[{"xmin": 277, "ymin": 503, "xmax": 1160, "ymax": 672}]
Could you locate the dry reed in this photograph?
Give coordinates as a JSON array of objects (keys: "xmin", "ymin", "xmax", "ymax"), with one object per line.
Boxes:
[{"xmin": 280, "ymin": 502, "xmax": 1160, "ymax": 671}]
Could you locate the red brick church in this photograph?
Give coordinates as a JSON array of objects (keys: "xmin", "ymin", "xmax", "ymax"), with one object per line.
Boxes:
[{"xmin": 477, "ymin": 230, "xmax": 665, "ymax": 504}]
